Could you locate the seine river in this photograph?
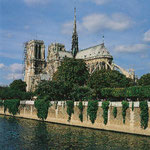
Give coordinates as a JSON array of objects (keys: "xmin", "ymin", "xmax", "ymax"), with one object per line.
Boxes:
[{"xmin": 0, "ymin": 115, "xmax": 150, "ymax": 150}]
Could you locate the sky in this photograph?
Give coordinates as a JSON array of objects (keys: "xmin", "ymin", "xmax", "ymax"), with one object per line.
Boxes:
[{"xmin": 0, "ymin": 0, "xmax": 150, "ymax": 85}]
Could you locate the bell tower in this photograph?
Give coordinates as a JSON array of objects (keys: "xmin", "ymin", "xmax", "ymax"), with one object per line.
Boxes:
[{"xmin": 24, "ymin": 40, "xmax": 46, "ymax": 91}]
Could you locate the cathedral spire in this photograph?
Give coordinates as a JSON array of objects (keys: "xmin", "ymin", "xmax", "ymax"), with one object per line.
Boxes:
[
  {"xmin": 73, "ymin": 7, "xmax": 77, "ymax": 34},
  {"xmin": 71, "ymin": 7, "xmax": 79, "ymax": 58}
]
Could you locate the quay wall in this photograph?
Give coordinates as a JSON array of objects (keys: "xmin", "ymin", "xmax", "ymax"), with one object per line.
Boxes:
[{"xmin": 0, "ymin": 101, "xmax": 150, "ymax": 136}]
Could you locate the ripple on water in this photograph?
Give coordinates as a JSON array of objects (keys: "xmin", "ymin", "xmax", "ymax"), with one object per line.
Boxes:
[{"xmin": 0, "ymin": 115, "xmax": 150, "ymax": 150}]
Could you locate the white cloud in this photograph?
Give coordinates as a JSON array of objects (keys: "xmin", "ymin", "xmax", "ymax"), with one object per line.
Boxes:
[
  {"xmin": 24, "ymin": 0, "xmax": 51, "ymax": 5},
  {"xmin": 61, "ymin": 21, "xmax": 83, "ymax": 35},
  {"xmin": 62, "ymin": 13, "xmax": 133, "ymax": 35},
  {"xmin": 0, "ymin": 63, "xmax": 23, "ymax": 82},
  {"xmin": 6, "ymin": 73, "xmax": 23, "ymax": 80},
  {"xmin": 114, "ymin": 44, "xmax": 150, "ymax": 53},
  {"xmin": 9, "ymin": 63, "xmax": 23, "ymax": 73},
  {"xmin": 24, "ymin": 25, "xmax": 30, "ymax": 30},
  {"xmin": 62, "ymin": 21, "xmax": 73, "ymax": 35},
  {"xmin": 80, "ymin": 0, "xmax": 111, "ymax": 5},
  {"xmin": 0, "ymin": 63, "xmax": 5, "ymax": 69},
  {"xmin": 82, "ymin": 13, "xmax": 132, "ymax": 32},
  {"xmin": 144, "ymin": 29, "xmax": 150, "ymax": 42},
  {"xmin": 92, "ymin": 0, "xmax": 111, "ymax": 5}
]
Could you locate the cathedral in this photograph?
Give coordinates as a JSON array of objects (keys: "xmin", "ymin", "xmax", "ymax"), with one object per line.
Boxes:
[{"xmin": 24, "ymin": 8, "xmax": 135, "ymax": 91}]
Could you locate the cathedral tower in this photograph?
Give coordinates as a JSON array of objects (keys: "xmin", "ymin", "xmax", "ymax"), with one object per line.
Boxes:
[
  {"xmin": 24, "ymin": 40, "xmax": 46, "ymax": 91},
  {"xmin": 71, "ymin": 7, "xmax": 79, "ymax": 58}
]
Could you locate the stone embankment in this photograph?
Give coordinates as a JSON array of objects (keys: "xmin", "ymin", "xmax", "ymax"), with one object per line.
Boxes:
[{"xmin": 0, "ymin": 101, "xmax": 150, "ymax": 136}]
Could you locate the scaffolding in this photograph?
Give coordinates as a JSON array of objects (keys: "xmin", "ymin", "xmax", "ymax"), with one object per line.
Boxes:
[{"xmin": 22, "ymin": 42, "xmax": 28, "ymax": 77}]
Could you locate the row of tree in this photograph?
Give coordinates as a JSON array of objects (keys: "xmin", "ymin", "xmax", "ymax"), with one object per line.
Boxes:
[
  {"xmin": 0, "ymin": 79, "xmax": 33, "ymax": 100},
  {"xmin": 35, "ymin": 58, "xmax": 150, "ymax": 101},
  {"xmin": 1, "ymin": 58, "xmax": 150, "ymax": 101}
]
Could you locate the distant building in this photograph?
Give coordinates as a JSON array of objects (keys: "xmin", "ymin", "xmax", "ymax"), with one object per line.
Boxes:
[{"xmin": 24, "ymin": 8, "xmax": 134, "ymax": 91}]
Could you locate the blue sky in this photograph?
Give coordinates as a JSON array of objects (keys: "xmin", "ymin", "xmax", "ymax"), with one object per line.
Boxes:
[{"xmin": 0, "ymin": 0, "xmax": 150, "ymax": 85}]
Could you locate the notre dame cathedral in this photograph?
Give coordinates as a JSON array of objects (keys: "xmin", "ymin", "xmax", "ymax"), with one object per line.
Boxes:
[{"xmin": 24, "ymin": 8, "xmax": 135, "ymax": 91}]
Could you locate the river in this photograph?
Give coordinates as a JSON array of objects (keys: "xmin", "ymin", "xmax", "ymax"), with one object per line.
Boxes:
[{"xmin": 0, "ymin": 115, "xmax": 150, "ymax": 150}]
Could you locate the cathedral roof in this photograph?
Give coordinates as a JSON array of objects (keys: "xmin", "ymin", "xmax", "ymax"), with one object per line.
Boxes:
[
  {"xmin": 75, "ymin": 43, "xmax": 113, "ymax": 60},
  {"xmin": 58, "ymin": 51, "xmax": 73, "ymax": 59}
]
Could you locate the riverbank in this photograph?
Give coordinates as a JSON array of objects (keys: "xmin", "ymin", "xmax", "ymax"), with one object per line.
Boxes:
[{"xmin": 0, "ymin": 101, "xmax": 150, "ymax": 136}]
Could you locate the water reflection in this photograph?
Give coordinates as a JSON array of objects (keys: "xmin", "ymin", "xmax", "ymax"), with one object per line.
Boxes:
[{"xmin": 0, "ymin": 115, "xmax": 150, "ymax": 150}]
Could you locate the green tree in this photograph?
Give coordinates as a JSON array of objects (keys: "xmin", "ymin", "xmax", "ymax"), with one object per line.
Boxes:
[
  {"xmin": 88, "ymin": 70, "xmax": 132, "ymax": 99},
  {"xmin": 9, "ymin": 79, "xmax": 27, "ymax": 92},
  {"xmin": 35, "ymin": 80, "xmax": 67, "ymax": 101},
  {"xmin": 34, "ymin": 97, "xmax": 50, "ymax": 121},
  {"xmin": 70, "ymin": 86, "xmax": 93, "ymax": 101},
  {"xmin": 4, "ymin": 99, "xmax": 20, "ymax": 116},
  {"xmin": 138, "ymin": 73, "xmax": 150, "ymax": 86},
  {"xmin": 53, "ymin": 58, "xmax": 89, "ymax": 86}
]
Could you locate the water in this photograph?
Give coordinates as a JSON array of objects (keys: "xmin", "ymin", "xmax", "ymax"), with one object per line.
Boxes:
[{"xmin": 0, "ymin": 115, "xmax": 150, "ymax": 150}]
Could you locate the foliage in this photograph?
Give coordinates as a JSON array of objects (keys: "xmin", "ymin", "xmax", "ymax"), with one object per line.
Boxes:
[
  {"xmin": 9, "ymin": 79, "xmax": 27, "ymax": 92},
  {"xmin": 102, "ymin": 101, "xmax": 110, "ymax": 125},
  {"xmin": 87, "ymin": 70, "xmax": 132, "ymax": 99},
  {"xmin": 35, "ymin": 80, "xmax": 67, "ymax": 101},
  {"xmin": 138, "ymin": 73, "xmax": 150, "ymax": 86},
  {"xmin": 132, "ymin": 102, "xmax": 134, "ymax": 111},
  {"xmin": 0, "ymin": 100, "xmax": 3, "ymax": 106},
  {"xmin": 139, "ymin": 101, "xmax": 149, "ymax": 129},
  {"xmin": 122, "ymin": 101, "xmax": 129, "ymax": 124},
  {"xmin": 53, "ymin": 58, "xmax": 89, "ymax": 86},
  {"xmin": 0, "ymin": 87, "xmax": 33, "ymax": 100},
  {"xmin": 101, "ymin": 86, "xmax": 150, "ymax": 99},
  {"xmin": 87, "ymin": 100, "xmax": 98, "ymax": 124},
  {"xmin": 101, "ymin": 88, "xmax": 126, "ymax": 100},
  {"xmin": 70, "ymin": 86, "xmax": 93, "ymax": 101},
  {"xmin": 113, "ymin": 107, "xmax": 117, "ymax": 118},
  {"xmin": 4, "ymin": 99, "xmax": 20, "ymax": 116},
  {"xmin": 34, "ymin": 97, "xmax": 50, "ymax": 121},
  {"xmin": 78, "ymin": 101, "xmax": 84, "ymax": 122},
  {"xmin": 66, "ymin": 100, "xmax": 74, "ymax": 122}
]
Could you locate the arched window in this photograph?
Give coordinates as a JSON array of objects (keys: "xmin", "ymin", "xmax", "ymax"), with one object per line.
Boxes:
[{"xmin": 38, "ymin": 45, "xmax": 41, "ymax": 59}]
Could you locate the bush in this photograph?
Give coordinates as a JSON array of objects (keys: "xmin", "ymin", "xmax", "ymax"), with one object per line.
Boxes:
[
  {"xmin": 78, "ymin": 101, "xmax": 84, "ymax": 122},
  {"xmin": 87, "ymin": 100, "xmax": 98, "ymax": 124},
  {"xmin": 71, "ymin": 86, "xmax": 93, "ymax": 101},
  {"xmin": 139, "ymin": 101, "xmax": 149, "ymax": 129},
  {"xmin": 102, "ymin": 101, "xmax": 110, "ymax": 125},
  {"xmin": 35, "ymin": 80, "xmax": 67, "ymax": 101},
  {"xmin": 4, "ymin": 99, "xmax": 20, "ymax": 116},
  {"xmin": 113, "ymin": 107, "xmax": 117, "ymax": 118},
  {"xmin": 9, "ymin": 79, "xmax": 27, "ymax": 92},
  {"xmin": 138, "ymin": 73, "xmax": 150, "ymax": 86},
  {"xmin": 122, "ymin": 101, "xmax": 129, "ymax": 124},
  {"xmin": 87, "ymin": 70, "xmax": 131, "ymax": 99},
  {"xmin": 34, "ymin": 97, "xmax": 50, "ymax": 121},
  {"xmin": 66, "ymin": 100, "xmax": 74, "ymax": 122},
  {"xmin": 101, "ymin": 86, "xmax": 150, "ymax": 99},
  {"xmin": 0, "ymin": 100, "xmax": 3, "ymax": 106}
]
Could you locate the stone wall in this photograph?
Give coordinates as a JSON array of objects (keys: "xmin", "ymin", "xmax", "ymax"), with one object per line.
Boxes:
[{"xmin": 0, "ymin": 101, "xmax": 150, "ymax": 136}]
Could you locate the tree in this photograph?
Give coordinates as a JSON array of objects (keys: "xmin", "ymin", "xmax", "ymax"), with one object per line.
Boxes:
[
  {"xmin": 138, "ymin": 73, "xmax": 150, "ymax": 86},
  {"xmin": 35, "ymin": 80, "xmax": 67, "ymax": 101},
  {"xmin": 53, "ymin": 58, "xmax": 89, "ymax": 86},
  {"xmin": 87, "ymin": 70, "xmax": 132, "ymax": 99},
  {"xmin": 70, "ymin": 86, "xmax": 93, "ymax": 101},
  {"xmin": 9, "ymin": 79, "xmax": 27, "ymax": 92}
]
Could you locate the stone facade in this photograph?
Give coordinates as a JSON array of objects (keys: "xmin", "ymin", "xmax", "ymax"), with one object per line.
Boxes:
[{"xmin": 24, "ymin": 40, "xmax": 134, "ymax": 91}]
